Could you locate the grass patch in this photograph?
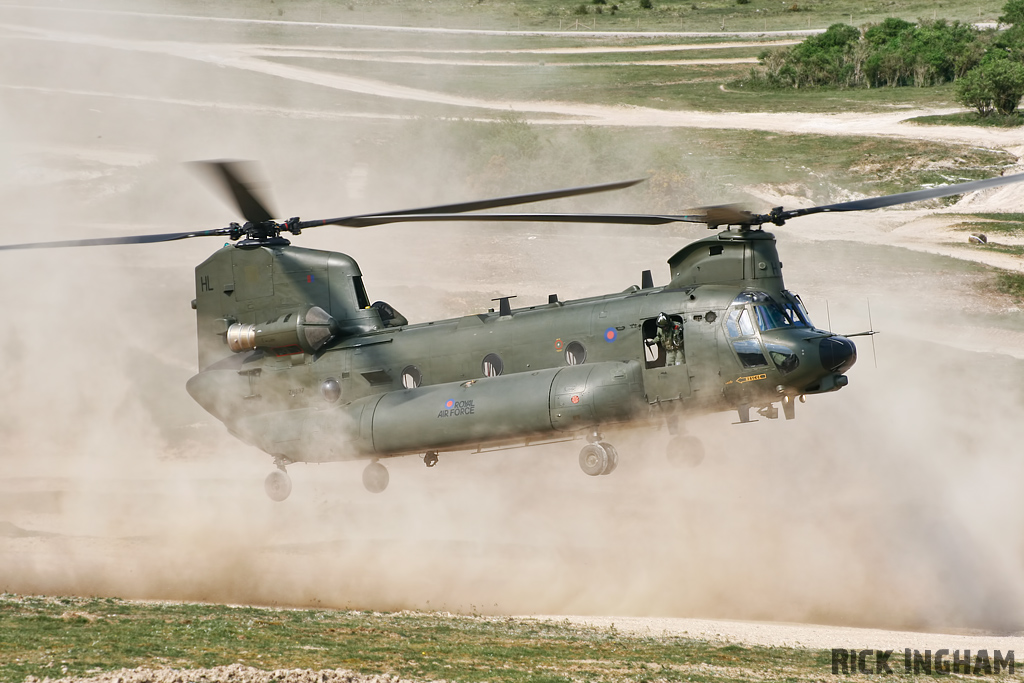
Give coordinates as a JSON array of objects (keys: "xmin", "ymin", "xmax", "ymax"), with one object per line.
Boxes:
[
  {"xmin": 953, "ymin": 241, "xmax": 1024, "ymax": 256},
  {"xmin": 949, "ymin": 214, "xmax": 1024, "ymax": 237},
  {"xmin": 909, "ymin": 112, "xmax": 1024, "ymax": 128},
  {"xmin": 995, "ymin": 271, "xmax": 1024, "ymax": 300},
  {"xmin": 262, "ymin": 52, "xmax": 964, "ymax": 113},
  {"xmin": 952, "ymin": 212, "xmax": 1024, "ymax": 222},
  {"xmin": 0, "ymin": 594, "xmax": 828, "ymax": 683}
]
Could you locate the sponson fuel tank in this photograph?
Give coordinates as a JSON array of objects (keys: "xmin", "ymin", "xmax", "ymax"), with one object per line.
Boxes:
[{"xmin": 234, "ymin": 360, "xmax": 646, "ymax": 462}]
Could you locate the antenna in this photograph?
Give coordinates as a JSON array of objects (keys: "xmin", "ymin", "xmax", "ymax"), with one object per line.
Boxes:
[{"xmin": 867, "ymin": 298, "xmax": 877, "ymax": 369}]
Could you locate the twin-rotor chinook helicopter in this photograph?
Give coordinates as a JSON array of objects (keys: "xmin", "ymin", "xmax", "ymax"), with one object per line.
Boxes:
[{"xmin": 5, "ymin": 163, "xmax": 1024, "ymax": 501}]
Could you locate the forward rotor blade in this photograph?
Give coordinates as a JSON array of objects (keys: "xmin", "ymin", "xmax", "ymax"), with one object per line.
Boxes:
[
  {"xmin": 298, "ymin": 178, "xmax": 645, "ymax": 229},
  {"xmin": 323, "ymin": 212, "xmax": 711, "ymax": 228},
  {"xmin": 779, "ymin": 171, "xmax": 1024, "ymax": 221},
  {"xmin": 193, "ymin": 160, "xmax": 275, "ymax": 224},
  {"xmin": 0, "ymin": 228, "xmax": 231, "ymax": 251}
]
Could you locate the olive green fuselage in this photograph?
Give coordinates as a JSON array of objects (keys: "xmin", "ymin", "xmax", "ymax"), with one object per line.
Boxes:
[{"xmin": 185, "ymin": 230, "xmax": 855, "ymax": 464}]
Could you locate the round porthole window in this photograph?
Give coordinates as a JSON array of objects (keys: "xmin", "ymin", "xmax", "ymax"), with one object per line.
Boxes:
[
  {"xmin": 320, "ymin": 378, "xmax": 341, "ymax": 402},
  {"xmin": 705, "ymin": 311, "xmax": 718, "ymax": 323},
  {"xmin": 565, "ymin": 341, "xmax": 586, "ymax": 365},
  {"xmin": 401, "ymin": 365, "xmax": 422, "ymax": 389},
  {"xmin": 481, "ymin": 353, "xmax": 503, "ymax": 377}
]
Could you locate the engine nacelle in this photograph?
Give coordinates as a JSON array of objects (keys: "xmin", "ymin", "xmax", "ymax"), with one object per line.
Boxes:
[{"xmin": 226, "ymin": 306, "xmax": 335, "ymax": 355}]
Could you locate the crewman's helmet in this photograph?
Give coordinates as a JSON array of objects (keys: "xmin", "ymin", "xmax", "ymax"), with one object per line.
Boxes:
[{"xmin": 656, "ymin": 313, "xmax": 670, "ymax": 328}]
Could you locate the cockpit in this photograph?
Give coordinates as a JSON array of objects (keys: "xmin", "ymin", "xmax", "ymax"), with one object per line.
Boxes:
[
  {"xmin": 724, "ymin": 290, "xmax": 811, "ymax": 374},
  {"xmin": 727, "ymin": 290, "xmax": 812, "ymax": 334}
]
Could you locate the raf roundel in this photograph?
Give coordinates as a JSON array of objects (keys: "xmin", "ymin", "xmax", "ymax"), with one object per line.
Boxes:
[
  {"xmin": 604, "ymin": 327, "xmax": 617, "ymax": 343},
  {"xmin": 445, "ymin": 399, "xmax": 455, "ymax": 409}
]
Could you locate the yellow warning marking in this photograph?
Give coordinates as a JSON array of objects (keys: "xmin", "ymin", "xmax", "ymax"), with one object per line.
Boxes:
[{"xmin": 736, "ymin": 373, "xmax": 767, "ymax": 384}]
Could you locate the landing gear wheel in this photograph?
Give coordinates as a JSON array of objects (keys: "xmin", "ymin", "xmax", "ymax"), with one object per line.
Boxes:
[
  {"xmin": 598, "ymin": 442, "xmax": 618, "ymax": 475},
  {"xmin": 666, "ymin": 435, "xmax": 705, "ymax": 468},
  {"xmin": 362, "ymin": 461, "xmax": 389, "ymax": 493},
  {"xmin": 579, "ymin": 443, "xmax": 609, "ymax": 477},
  {"xmin": 264, "ymin": 469, "xmax": 292, "ymax": 502}
]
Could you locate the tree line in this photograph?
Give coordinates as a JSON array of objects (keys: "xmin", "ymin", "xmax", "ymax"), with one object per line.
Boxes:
[{"xmin": 745, "ymin": 0, "xmax": 1024, "ymax": 117}]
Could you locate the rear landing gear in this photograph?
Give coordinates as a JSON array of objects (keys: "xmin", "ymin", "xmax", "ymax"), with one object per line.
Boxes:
[
  {"xmin": 362, "ymin": 460, "xmax": 389, "ymax": 493},
  {"xmin": 579, "ymin": 441, "xmax": 618, "ymax": 476},
  {"xmin": 265, "ymin": 467, "xmax": 292, "ymax": 502},
  {"xmin": 666, "ymin": 435, "xmax": 705, "ymax": 468}
]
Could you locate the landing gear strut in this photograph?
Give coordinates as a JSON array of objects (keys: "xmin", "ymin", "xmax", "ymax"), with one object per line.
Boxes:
[
  {"xmin": 782, "ymin": 395, "xmax": 796, "ymax": 420},
  {"xmin": 579, "ymin": 431, "xmax": 619, "ymax": 476},
  {"xmin": 265, "ymin": 458, "xmax": 292, "ymax": 502},
  {"xmin": 362, "ymin": 460, "xmax": 389, "ymax": 493}
]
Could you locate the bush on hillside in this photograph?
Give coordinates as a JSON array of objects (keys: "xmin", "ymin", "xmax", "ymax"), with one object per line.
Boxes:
[
  {"xmin": 1000, "ymin": 0, "xmax": 1024, "ymax": 25},
  {"xmin": 957, "ymin": 57, "xmax": 1024, "ymax": 115},
  {"xmin": 748, "ymin": 18, "xmax": 982, "ymax": 89}
]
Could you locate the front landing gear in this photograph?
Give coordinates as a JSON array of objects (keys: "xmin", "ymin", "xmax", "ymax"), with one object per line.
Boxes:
[
  {"xmin": 579, "ymin": 442, "xmax": 618, "ymax": 476},
  {"xmin": 265, "ymin": 466, "xmax": 292, "ymax": 502},
  {"xmin": 362, "ymin": 460, "xmax": 389, "ymax": 493}
]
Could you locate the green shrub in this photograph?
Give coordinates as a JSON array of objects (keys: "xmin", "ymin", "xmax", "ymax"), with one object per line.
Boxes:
[
  {"xmin": 747, "ymin": 16, "xmax": 983, "ymax": 90},
  {"xmin": 1000, "ymin": 0, "xmax": 1024, "ymax": 26},
  {"xmin": 956, "ymin": 66, "xmax": 996, "ymax": 115},
  {"xmin": 640, "ymin": 0, "xmax": 653, "ymax": 8},
  {"xmin": 956, "ymin": 57, "xmax": 1024, "ymax": 116}
]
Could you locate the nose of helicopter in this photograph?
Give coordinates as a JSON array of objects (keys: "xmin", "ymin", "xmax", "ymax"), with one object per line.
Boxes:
[{"xmin": 819, "ymin": 336, "xmax": 857, "ymax": 374}]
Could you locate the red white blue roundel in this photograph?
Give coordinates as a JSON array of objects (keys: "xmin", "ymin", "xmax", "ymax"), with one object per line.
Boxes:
[
  {"xmin": 604, "ymin": 327, "xmax": 617, "ymax": 343},
  {"xmin": 445, "ymin": 399, "xmax": 455, "ymax": 409}
]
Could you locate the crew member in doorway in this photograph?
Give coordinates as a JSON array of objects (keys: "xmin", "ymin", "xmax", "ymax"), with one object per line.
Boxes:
[{"xmin": 656, "ymin": 313, "xmax": 684, "ymax": 366}]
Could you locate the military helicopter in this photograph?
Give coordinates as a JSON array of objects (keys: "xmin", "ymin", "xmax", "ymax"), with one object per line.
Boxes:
[{"xmin": 4, "ymin": 163, "xmax": 1023, "ymax": 501}]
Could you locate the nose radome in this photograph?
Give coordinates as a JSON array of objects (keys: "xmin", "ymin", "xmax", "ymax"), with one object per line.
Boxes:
[{"xmin": 819, "ymin": 336, "xmax": 857, "ymax": 373}]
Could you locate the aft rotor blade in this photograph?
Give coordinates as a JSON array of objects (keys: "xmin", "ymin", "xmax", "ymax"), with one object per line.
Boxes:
[
  {"xmin": 193, "ymin": 160, "xmax": 275, "ymax": 224},
  {"xmin": 779, "ymin": 171, "xmax": 1024, "ymax": 221},
  {"xmin": 325, "ymin": 212, "xmax": 711, "ymax": 228},
  {"xmin": 0, "ymin": 228, "xmax": 231, "ymax": 251},
  {"xmin": 298, "ymin": 178, "xmax": 645, "ymax": 229}
]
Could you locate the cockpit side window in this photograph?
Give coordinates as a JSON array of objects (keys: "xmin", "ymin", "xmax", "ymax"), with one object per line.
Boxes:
[
  {"xmin": 733, "ymin": 339, "xmax": 767, "ymax": 368},
  {"xmin": 765, "ymin": 342, "xmax": 799, "ymax": 374},
  {"xmin": 726, "ymin": 308, "xmax": 755, "ymax": 338},
  {"xmin": 726, "ymin": 294, "xmax": 768, "ymax": 367}
]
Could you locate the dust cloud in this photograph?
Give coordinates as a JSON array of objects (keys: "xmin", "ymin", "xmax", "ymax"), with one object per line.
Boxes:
[{"xmin": 1, "ymin": 0, "xmax": 1023, "ymax": 636}]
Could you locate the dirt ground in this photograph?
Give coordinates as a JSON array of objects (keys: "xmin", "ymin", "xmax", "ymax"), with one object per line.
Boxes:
[{"xmin": 2, "ymin": 0, "xmax": 1024, "ymax": 661}]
